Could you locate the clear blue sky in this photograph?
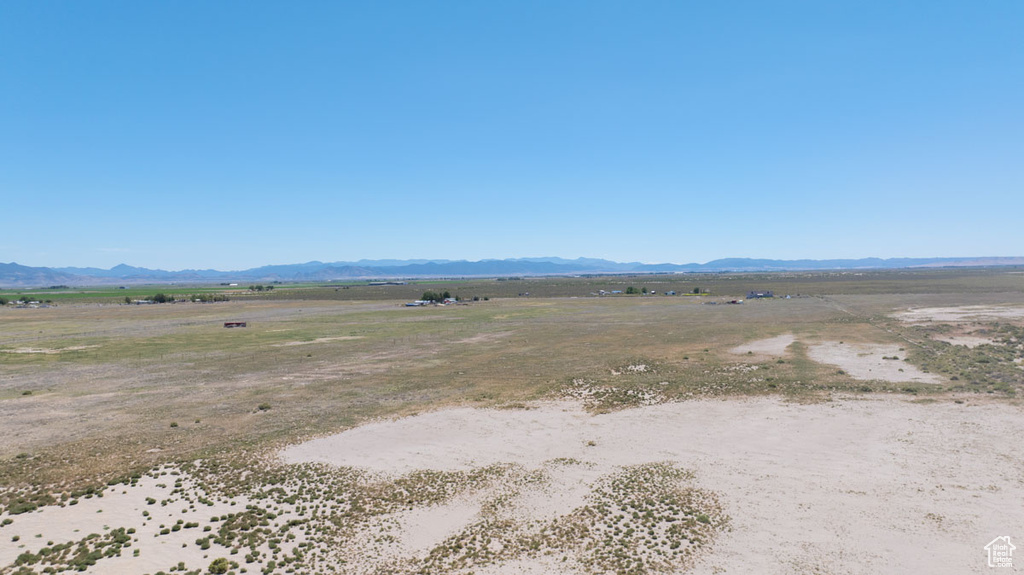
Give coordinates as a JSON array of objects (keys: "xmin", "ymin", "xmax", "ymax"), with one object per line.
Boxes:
[{"xmin": 2, "ymin": 1, "xmax": 1022, "ymax": 270}]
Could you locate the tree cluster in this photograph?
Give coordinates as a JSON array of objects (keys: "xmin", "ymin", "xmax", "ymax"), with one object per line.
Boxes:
[{"xmin": 420, "ymin": 290, "xmax": 452, "ymax": 302}]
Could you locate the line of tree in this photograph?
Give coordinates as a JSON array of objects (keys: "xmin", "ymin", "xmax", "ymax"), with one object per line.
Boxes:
[
  {"xmin": 191, "ymin": 293, "xmax": 230, "ymax": 302},
  {"xmin": 248, "ymin": 285, "xmax": 274, "ymax": 292}
]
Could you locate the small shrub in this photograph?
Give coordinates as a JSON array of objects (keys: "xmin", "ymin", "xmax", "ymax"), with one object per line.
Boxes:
[{"xmin": 209, "ymin": 557, "xmax": 230, "ymax": 574}]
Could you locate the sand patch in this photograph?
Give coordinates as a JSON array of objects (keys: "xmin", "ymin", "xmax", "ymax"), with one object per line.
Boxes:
[
  {"xmin": 730, "ymin": 334, "xmax": 795, "ymax": 356},
  {"xmin": 360, "ymin": 489, "xmax": 494, "ymax": 564},
  {"xmin": 0, "ymin": 467, "xmax": 293, "ymax": 574},
  {"xmin": 500, "ymin": 460, "xmax": 604, "ymax": 523},
  {"xmin": 894, "ymin": 305, "xmax": 1024, "ymax": 324},
  {"xmin": 272, "ymin": 336, "xmax": 364, "ymax": 347},
  {"xmin": 807, "ymin": 342, "xmax": 942, "ymax": 383},
  {"xmin": 280, "ymin": 404, "xmax": 588, "ymax": 472},
  {"xmin": 0, "ymin": 345, "xmax": 98, "ymax": 354},
  {"xmin": 277, "ymin": 397, "xmax": 1024, "ymax": 575},
  {"xmin": 6, "ymin": 398, "xmax": 1024, "ymax": 573}
]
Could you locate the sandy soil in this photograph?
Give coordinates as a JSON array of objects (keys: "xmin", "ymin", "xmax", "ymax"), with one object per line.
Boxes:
[
  {"xmin": 807, "ymin": 342, "xmax": 943, "ymax": 384},
  {"xmin": 730, "ymin": 334, "xmax": 795, "ymax": 356},
  {"xmin": 894, "ymin": 305, "xmax": 1024, "ymax": 324},
  {"xmin": 4, "ymin": 397, "xmax": 1022, "ymax": 573},
  {"xmin": 0, "ymin": 467, "xmax": 289, "ymax": 574},
  {"xmin": 731, "ymin": 335, "xmax": 939, "ymax": 384},
  {"xmin": 272, "ymin": 336, "xmax": 364, "ymax": 346},
  {"xmin": 0, "ymin": 345, "xmax": 98, "ymax": 354},
  {"xmin": 278, "ymin": 397, "xmax": 1023, "ymax": 574}
]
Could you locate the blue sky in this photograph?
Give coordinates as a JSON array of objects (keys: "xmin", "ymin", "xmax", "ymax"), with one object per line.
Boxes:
[{"xmin": 2, "ymin": 1, "xmax": 1022, "ymax": 270}]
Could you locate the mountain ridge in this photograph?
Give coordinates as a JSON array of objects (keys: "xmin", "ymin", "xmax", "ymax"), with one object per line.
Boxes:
[{"xmin": 1, "ymin": 257, "xmax": 1022, "ymax": 288}]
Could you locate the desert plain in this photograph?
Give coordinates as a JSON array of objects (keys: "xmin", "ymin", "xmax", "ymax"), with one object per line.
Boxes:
[{"xmin": 1, "ymin": 269, "xmax": 1023, "ymax": 574}]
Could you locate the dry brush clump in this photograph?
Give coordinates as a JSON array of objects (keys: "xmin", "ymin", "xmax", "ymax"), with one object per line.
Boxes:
[
  {"xmin": 909, "ymin": 323, "xmax": 1024, "ymax": 396},
  {"xmin": 2, "ymin": 455, "xmax": 727, "ymax": 575},
  {"xmin": 411, "ymin": 462, "xmax": 728, "ymax": 574},
  {"xmin": 7, "ymin": 528, "xmax": 134, "ymax": 573},
  {"xmin": 561, "ymin": 378, "xmax": 667, "ymax": 410},
  {"xmin": 561, "ymin": 356, "xmax": 836, "ymax": 409}
]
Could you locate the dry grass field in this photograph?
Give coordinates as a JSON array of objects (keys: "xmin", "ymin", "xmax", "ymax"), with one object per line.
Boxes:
[{"xmin": 1, "ymin": 269, "xmax": 1024, "ymax": 574}]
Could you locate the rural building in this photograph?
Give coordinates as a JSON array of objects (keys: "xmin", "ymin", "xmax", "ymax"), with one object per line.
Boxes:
[{"xmin": 747, "ymin": 290, "xmax": 774, "ymax": 299}]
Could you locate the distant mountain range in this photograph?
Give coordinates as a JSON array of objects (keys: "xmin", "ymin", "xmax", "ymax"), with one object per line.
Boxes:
[{"xmin": 1, "ymin": 257, "xmax": 1023, "ymax": 288}]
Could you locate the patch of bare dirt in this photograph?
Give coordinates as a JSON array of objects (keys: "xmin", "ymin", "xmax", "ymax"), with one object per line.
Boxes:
[
  {"xmin": 277, "ymin": 397, "xmax": 1024, "ymax": 574},
  {"xmin": 0, "ymin": 345, "xmax": 98, "ymax": 354},
  {"xmin": 894, "ymin": 305, "xmax": 1024, "ymax": 324},
  {"xmin": 272, "ymin": 336, "xmax": 364, "ymax": 347},
  {"xmin": 730, "ymin": 334, "xmax": 795, "ymax": 356},
  {"xmin": 5, "ymin": 397, "xmax": 1023, "ymax": 574},
  {"xmin": 807, "ymin": 342, "xmax": 942, "ymax": 383}
]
